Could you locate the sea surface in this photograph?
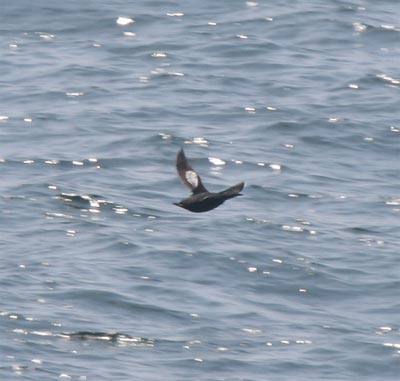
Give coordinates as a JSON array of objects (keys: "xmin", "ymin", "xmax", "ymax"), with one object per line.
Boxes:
[{"xmin": 1, "ymin": 1, "xmax": 400, "ymax": 380}]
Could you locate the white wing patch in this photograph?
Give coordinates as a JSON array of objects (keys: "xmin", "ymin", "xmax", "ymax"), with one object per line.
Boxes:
[{"xmin": 185, "ymin": 170, "xmax": 199, "ymax": 188}]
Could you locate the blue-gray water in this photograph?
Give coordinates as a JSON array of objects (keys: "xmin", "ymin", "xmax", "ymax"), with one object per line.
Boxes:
[{"xmin": 1, "ymin": 1, "xmax": 400, "ymax": 380}]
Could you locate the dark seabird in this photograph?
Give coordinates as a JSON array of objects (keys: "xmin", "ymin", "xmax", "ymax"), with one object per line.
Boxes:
[{"xmin": 174, "ymin": 148, "xmax": 244, "ymax": 212}]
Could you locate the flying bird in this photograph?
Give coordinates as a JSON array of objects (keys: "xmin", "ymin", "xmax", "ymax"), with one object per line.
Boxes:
[{"xmin": 174, "ymin": 148, "xmax": 244, "ymax": 212}]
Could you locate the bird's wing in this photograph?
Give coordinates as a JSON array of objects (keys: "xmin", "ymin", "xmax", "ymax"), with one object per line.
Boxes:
[
  {"xmin": 176, "ymin": 148, "xmax": 208, "ymax": 194},
  {"xmin": 219, "ymin": 182, "xmax": 245, "ymax": 197}
]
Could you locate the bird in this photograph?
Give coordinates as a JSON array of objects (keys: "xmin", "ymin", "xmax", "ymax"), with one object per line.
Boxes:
[{"xmin": 174, "ymin": 148, "xmax": 244, "ymax": 212}]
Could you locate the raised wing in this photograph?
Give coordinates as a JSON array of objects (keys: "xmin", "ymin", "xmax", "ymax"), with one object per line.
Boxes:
[{"xmin": 176, "ymin": 148, "xmax": 208, "ymax": 194}]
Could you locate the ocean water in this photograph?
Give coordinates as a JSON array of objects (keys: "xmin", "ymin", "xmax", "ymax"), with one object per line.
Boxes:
[{"xmin": 1, "ymin": 0, "xmax": 400, "ymax": 380}]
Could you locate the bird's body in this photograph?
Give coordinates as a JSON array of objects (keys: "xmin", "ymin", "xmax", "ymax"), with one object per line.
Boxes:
[{"xmin": 174, "ymin": 148, "xmax": 244, "ymax": 213}]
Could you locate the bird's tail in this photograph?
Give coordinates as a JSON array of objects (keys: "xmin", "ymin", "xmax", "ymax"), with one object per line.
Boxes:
[{"xmin": 219, "ymin": 182, "xmax": 245, "ymax": 199}]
